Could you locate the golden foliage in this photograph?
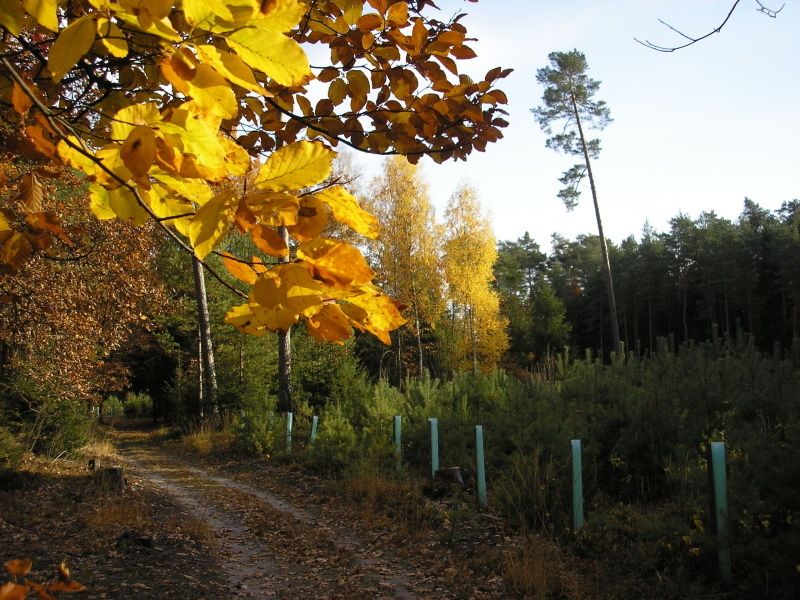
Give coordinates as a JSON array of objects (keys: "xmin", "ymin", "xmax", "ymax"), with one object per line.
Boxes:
[{"xmin": 0, "ymin": 0, "xmax": 510, "ymax": 345}]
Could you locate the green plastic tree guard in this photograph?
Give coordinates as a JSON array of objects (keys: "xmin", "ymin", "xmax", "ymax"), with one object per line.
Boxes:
[
  {"xmin": 710, "ymin": 441, "xmax": 732, "ymax": 584},
  {"xmin": 393, "ymin": 415, "xmax": 402, "ymax": 472},
  {"xmin": 475, "ymin": 425, "xmax": 487, "ymax": 508},
  {"xmin": 429, "ymin": 417, "xmax": 439, "ymax": 478},
  {"xmin": 310, "ymin": 415, "xmax": 319, "ymax": 447},
  {"xmin": 571, "ymin": 439, "xmax": 584, "ymax": 529}
]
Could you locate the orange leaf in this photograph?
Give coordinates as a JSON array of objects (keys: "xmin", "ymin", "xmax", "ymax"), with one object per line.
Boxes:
[
  {"xmin": 356, "ymin": 13, "xmax": 383, "ymax": 31},
  {"xmin": 306, "ymin": 303, "xmax": 352, "ymax": 343},
  {"xmin": 0, "ymin": 581, "xmax": 29, "ymax": 600},
  {"xmin": 221, "ymin": 251, "xmax": 260, "ymax": 285},
  {"xmin": 4, "ymin": 559, "xmax": 32, "ymax": 577},
  {"xmin": 251, "ymin": 224, "xmax": 288, "ymax": 258},
  {"xmin": 11, "ymin": 82, "xmax": 33, "ymax": 115},
  {"xmin": 46, "ymin": 579, "xmax": 86, "ymax": 593},
  {"xmin": 18, "ymin": 172, "xmax": 43, "ymax": 213},
  {"xmin": 25, "ymin": 579, "xmax": 56, "ymax": 600},
  {"xmin": 297, "ymin": 237, "xmax": 374, "ymax": 288},
  {"xmin": 286, "ymin": 196, "xmax": 327, "ymax": 243}
]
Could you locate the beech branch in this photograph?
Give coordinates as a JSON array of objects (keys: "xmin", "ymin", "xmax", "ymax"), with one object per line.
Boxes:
[
  {"xmin": 634, "ymin": 0, "xmax": 784, "ymax": 53},
  {"xmin": 0, "ymin": 58, "xmax": 247, "ymax": 300}
]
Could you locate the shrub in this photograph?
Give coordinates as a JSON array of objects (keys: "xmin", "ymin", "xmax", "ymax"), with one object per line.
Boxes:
[
  {"xmin": 28, "ymin": 398, "xmax": 93, "ymax": 458},
  {"xmin": 0, "ymin": 426, "xmax": 23, "ymax": 472},
  {"xmin": 122, "ymin": 391, "xmax": 152, "ymax": 417}
]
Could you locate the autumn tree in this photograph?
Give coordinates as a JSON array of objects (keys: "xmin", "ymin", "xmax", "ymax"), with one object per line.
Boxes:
[
  {"xmin": 442, "ymin": 183, "xmax": 507, "ymax": 372},
  {"xmin": 532, "ymin": 49, "xmax": 621, "ymax": 355},
  {"xmin": 0, "ymin": 160, "xmax": 166, "ymax": 403},
  {"xmin": 368, "ymin": 156, "xmax": 442, "ymax": 379},
  {"xmin": 0, "ymin": 0, "xmax": 510, "ymax": 414}
]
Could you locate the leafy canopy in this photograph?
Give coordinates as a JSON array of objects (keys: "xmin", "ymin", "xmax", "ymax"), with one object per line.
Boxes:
[{"xmin": 0, "ymin": 0, "xmax": 510, "ymax": 345}]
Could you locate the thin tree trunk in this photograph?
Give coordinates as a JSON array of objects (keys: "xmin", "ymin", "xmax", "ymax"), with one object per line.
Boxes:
[
  {"xmin": 470, "ymin": 305, "xmax": 478, "ymax": 374},
  {"xmin": 198, "ymin": 334, "xmax": 204, "ymax": 419},
  {"xmin": 572, "ymin": 94, "xmax": 621, "ymax": 356},
  {"xmin": 192, "ymin": 256, "xmax": 217, "ymax": 419},
  {"xmin": 276, "ymin": 226, "xmax": 293, "ymax": 413}
]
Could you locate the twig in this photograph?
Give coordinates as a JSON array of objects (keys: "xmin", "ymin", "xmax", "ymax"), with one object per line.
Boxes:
[
  {"xmin": 755, "ymin": 1, "xmax": 785, "ymax": 17},
  {"xmin": 635, "ymin": 0, "xmax": 742, "ymax": 52},
  {"xmin": 0, "ymin": 57, "xmax": 247, "ymax": 299}
]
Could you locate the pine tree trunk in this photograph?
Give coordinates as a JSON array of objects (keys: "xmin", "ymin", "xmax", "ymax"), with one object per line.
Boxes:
[
  {"xmin": 276, "ymin": 226, "xmax": 293, "ymax": 413},
  {"xmin": 572, "ymin": 94, "xmax": 621, "ymax": 356},
  {"xmin": 192, "ymin": 256, "xmax": 217, "ymax": 419}
]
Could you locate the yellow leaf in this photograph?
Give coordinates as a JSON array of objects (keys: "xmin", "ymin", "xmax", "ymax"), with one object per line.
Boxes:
[
  {"xmin": 251, "ymin": 224, "xmax": 288, "ymax": 258},
  {"xmin": 157, "ymin": 108, "xmax": 227, "ymax": 180},
  {"xmin": 113, "ymin": 11, "xmax": 180, "ymax": 40},
  {"xmin": 297, "ymin": 237, "xmax": 374, "ymax": 288},
  {"xmin": 147, "ymin": 188, "xmax": 193, "ymax": 235},
  {"xmin": 182, "ymin": 0, "xmax": 233, "ymax": 27},
  {"xmin": 118, "ymin": 0, "xmax": 173, "ymax": 29},
  {"xmin": 4, "ymin": 559, "xmax": 32, "ymax": 577},
  {"xmin": 0, "ymin": 1, "xmax": 26, "ymax": 36},
  {"xmin": 226, "ymin": 27, "xmax": 311, "ymax": 87},
  {"xmin": 57, "ymin": 137, "xmax": 97, "ymax": 177},
  {"xmin": 48, "ymin": 15, "xmax": 97, "ymax": 83},
  {"xmin": 221, "ymin": 251, "xmax": 259, "ymax": 284},
  {"xmin": 195, "ymin": 45, "xmax": 269, "ymax": 96},
  {"xmin": 103, "ymin": 186, "xmax": 150, "ymax": 224},
  {"xmin": 89, "ymin": 184, "xmax": 116, "ymax": 220},
  {"xmin": 224, "ymin": 302, "xmax": 268, "ymax": 336},
  {"xmin": 151, "ymin": 171, "xmax": 214, "ymax": 205},
  {"xmin": 185, "ymin": 64, "xmax": 239, "ymax": 120},
  {"xmin": 287, "ymin": 196, "xmax": 327, "ymax": 242},
  {"xmin": 254, "ymin": 141, "xmax": 334, "ymax": 192},
  {"xmin": 251, "ymin": 0, "xmax": 307, "ymax": 33},
  {"xmin": 111, "ymin": 103, "xmax": 161, "ymax": 141},
  {"xmin": 245, "ymin": 191, "xmax": 299, "ymax": 226},
  {"xmin": 188, "ymin": 190, "xmax": 237, "ymax": 258},
  {"xmin": 313, "ymin": 185, "xmax": 379, "ymax": 238},
  {"xmin": 306, "ymin": 303, "xmax": 351, "ymax": 343},
  {"xmin": 96, "ymin": 18, "xmax": 129, "ymax": 58},
  {"xmin": 23, "ymin": 0, "xmax": 57, "ymax": 32},
  {"xmin": 11, "ymin": 82, "xmax": 33, "ymax": 115},
  {"xmin": 0, "ymin": 232, "xmax": 33, "ymax": 273},
  {"xmin": 272, "ymin": 263, "xmax": 325, "ymax": 314},
  {"xmin": 120, "ymin": 125, "xmax": 156, "ymax": 177}
]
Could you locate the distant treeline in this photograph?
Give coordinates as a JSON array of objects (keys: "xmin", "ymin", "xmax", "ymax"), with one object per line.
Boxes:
[{"xmin": 496, "ymin": 198, "xmax": 800, "ymax": 370}]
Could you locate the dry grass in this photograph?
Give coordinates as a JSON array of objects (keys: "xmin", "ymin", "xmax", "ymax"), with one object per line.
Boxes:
[
  {"xmin": 79, "ymin": 438, "xmax": 118, "ymax": 463},
  {"xmin": 180, "ymin": 427, "xmax": 235, "ymax": 456},
  {"xmin": 503, "ymin": 535, "xmax": 582, "ymax": 600},
  {"xmin": 340, "ymin": 473, "xmax": 440, "ymax": 537},
  {"xmin": 85, "ymin": 496, "xmax": 151, "ymax": 538}
]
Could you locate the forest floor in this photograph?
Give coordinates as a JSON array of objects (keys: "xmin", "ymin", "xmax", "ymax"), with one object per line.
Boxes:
[{"xmin": 2, "ymin": 423, "xmax": 543, "ymax": 599}]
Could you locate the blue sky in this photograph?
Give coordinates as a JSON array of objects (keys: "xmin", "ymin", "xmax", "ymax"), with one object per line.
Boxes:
[{"xmin": 352, "ymin": 0, "xmax": 800, "ymax": 248}]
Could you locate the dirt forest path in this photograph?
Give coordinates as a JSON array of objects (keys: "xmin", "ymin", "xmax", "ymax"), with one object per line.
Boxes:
[{"xmin": 114, "ymin": 430, "xmax": 464, "ymax": 599}]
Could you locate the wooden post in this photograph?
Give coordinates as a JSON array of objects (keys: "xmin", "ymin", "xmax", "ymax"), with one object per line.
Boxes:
[
  {"xmin": 393, "ymin": 415, "xmax": 402, "ymax": 472},
  {"xmin": 285, "ymin": 411, "xmax": 293, "ymax": 453},
  {"xmin": 429, "ymin": 417, "xmax": 439, "ymax": 478},
  {"xmin": 310, "ymin": 415, "xmax": 319, "ymax": 447},
  {"xmin": 710, "ymin": 441, "xmax": 732, "ymax": 584},
  {"xmin": 571, "ymin": 439, "xmax": 584, "ymax": 529},
  {"xmin": 475, "ymin": 425, "xmax": 487, "ymax": 508}
]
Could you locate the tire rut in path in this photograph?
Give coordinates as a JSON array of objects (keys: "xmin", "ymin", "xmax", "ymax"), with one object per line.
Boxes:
[{"xmin": 122, "ymin": 445, "xmax": 424, "ymax": 599}]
